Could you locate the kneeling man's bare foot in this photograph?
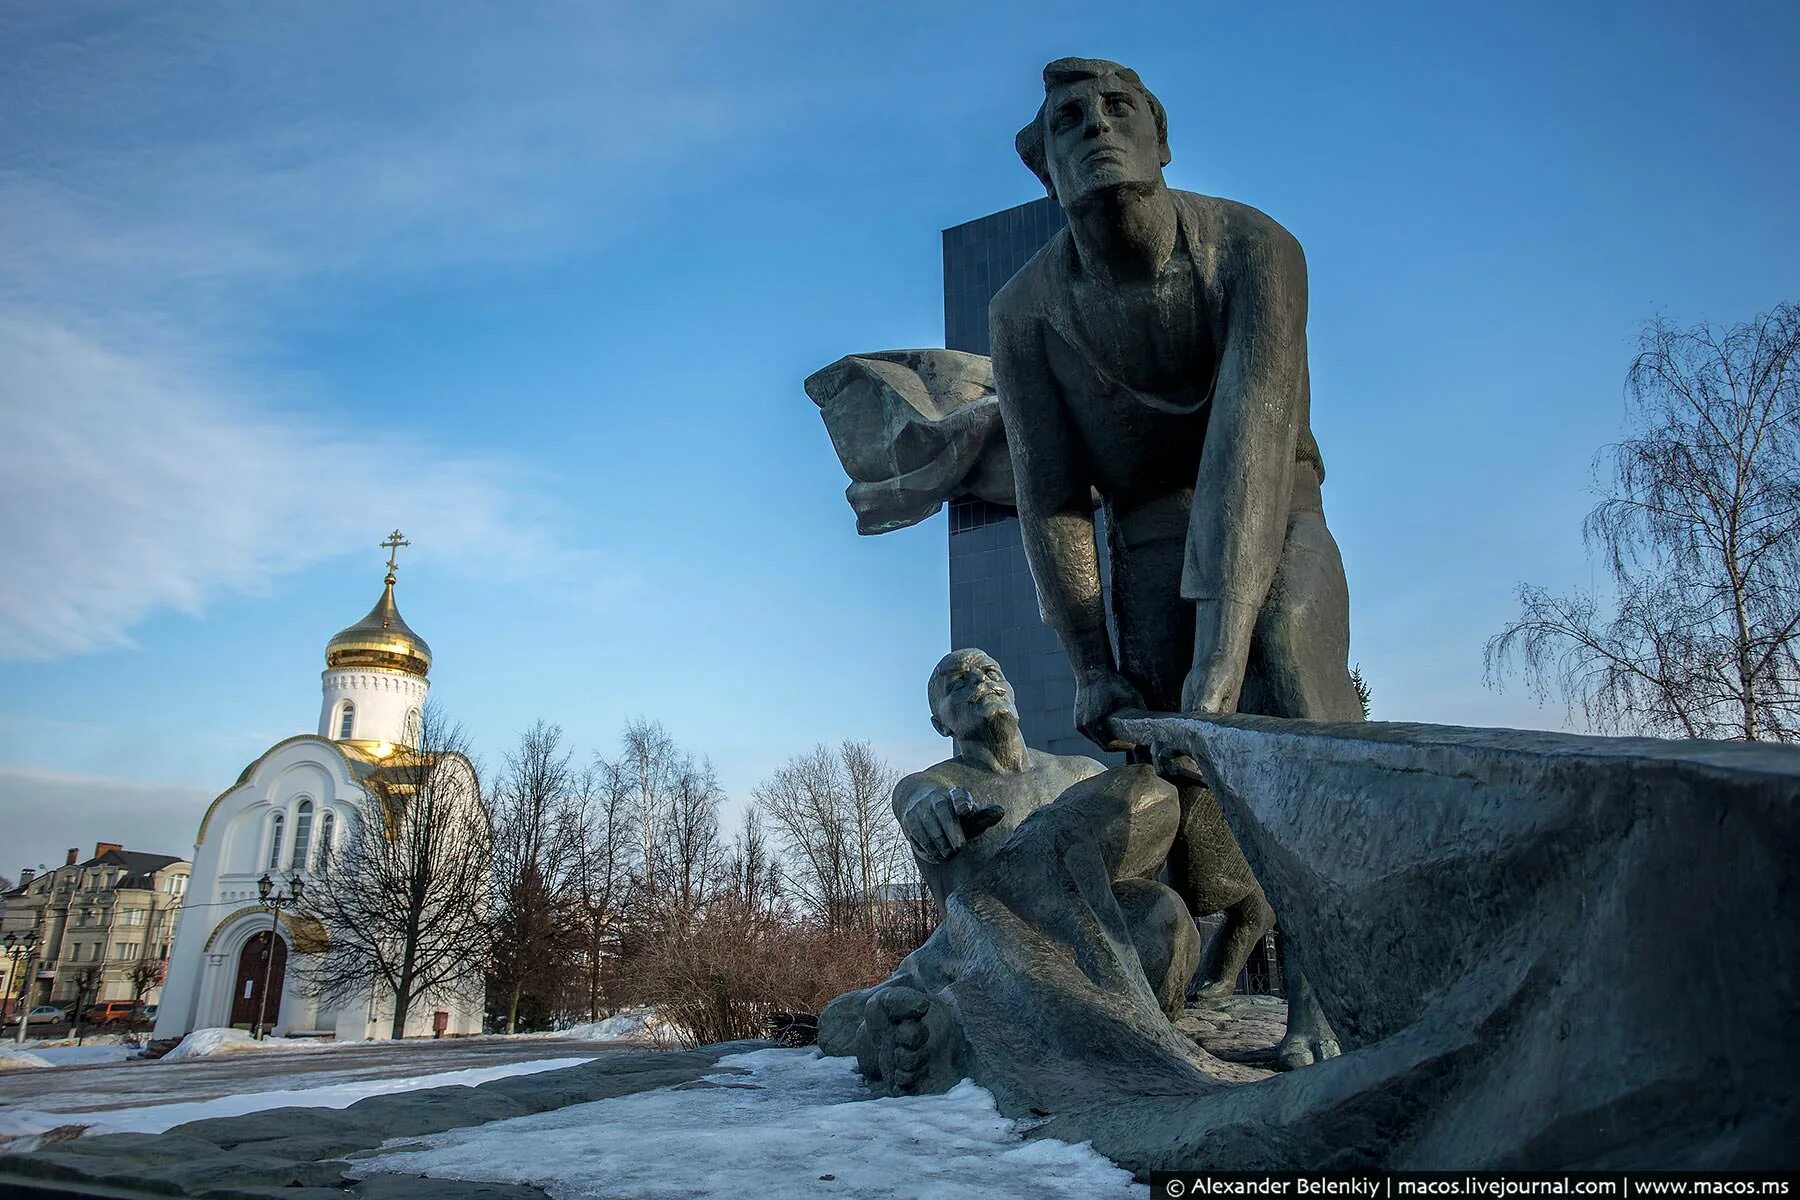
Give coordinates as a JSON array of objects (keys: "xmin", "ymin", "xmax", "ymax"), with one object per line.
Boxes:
[{"xmin": 857, "ymin": 984, "xmax": 963, "ymax": 1096}]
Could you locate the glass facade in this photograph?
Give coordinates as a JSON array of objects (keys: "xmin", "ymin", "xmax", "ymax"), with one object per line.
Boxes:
[{"xmin": 943, "ymin": 199, "xmax": 1118, "ymax": 761}]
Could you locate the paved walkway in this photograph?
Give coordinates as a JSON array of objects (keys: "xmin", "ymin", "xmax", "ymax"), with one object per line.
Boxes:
[{"xmin": 0, "ymin": 1035, "xmax": 646, "ymax": 1119}]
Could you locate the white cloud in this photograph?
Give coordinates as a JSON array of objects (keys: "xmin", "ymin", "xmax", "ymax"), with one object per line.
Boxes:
[
  {"xmin": 0, "ymin": 6, "xmax": 746, "ymax": 661},
  {"xmin": 0, "ymin": 313, "xmax": 617, "ymax": 660}
]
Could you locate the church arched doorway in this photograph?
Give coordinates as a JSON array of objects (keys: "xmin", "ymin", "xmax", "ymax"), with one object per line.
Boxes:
[{"xmin": 231, "ymin": 930, "xmax": 287, "ymax": 1028}]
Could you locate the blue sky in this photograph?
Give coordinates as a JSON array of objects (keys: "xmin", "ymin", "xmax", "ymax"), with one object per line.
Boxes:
[{"xmin": 2, "ymin": 0, "xmax": 1796, "ymax": 873}]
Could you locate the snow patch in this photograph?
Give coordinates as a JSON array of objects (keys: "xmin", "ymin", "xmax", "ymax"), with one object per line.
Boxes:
[
  {"xmin": 358, "ymin": 1048, "xmax": 1145, "ymax": 1199},
  {"xmin": 557, "ymin": 1008, "xmax": 685, "ymax": 1045},
  {"xmin": 15, "ymin": 1033, "xmax": 133, "ymax": 1051},
  {"xmin": 30, "ymin": 1044, "xmax": 135, "ymax": 1067},
  {"xmin": 162, "ymin": 1027, "xmax": 343, "ymax": 1060},
  {"xmin": 0, "ymin": 1047, "xmax": 53, "ymax": 1070}
]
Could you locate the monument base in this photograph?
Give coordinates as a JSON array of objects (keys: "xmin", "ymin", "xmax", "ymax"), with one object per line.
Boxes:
[{"xmin": 827, "ymin": 713, "xmax": 1800, "ymax": 1174}]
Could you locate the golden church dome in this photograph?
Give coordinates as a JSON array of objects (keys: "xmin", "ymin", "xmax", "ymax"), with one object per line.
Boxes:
[{"xmin": 325, "ymin": 571, "xmax": 432, "ymax": 677}]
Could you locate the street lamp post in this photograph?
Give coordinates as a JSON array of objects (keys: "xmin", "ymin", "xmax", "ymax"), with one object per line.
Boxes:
[
  {"xmin": 252, "ymin": 873, "xmax": 305, "ymax": 1041},
  {"xmin": 3, "ymin": 930, "xmax": 38, "ymax": 1045}
]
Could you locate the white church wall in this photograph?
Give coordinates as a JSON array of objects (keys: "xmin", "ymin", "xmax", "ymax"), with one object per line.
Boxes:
[
  {"xmin": 156, "ymin": 739, "xmax": 371, "ymax": 1040},
  {"xmin": 154, "ymin": 788, "xmax": 235, "ymax": 1040}
]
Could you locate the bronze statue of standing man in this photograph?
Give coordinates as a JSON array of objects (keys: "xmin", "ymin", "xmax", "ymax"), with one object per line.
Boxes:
[{"xmin": 991, "ymin": 58, "xmax": 1363, "ymax": 1066}]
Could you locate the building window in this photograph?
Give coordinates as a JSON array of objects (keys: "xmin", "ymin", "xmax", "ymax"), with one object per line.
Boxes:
[
  {"xmin": 121, "ymin": 909, "xmax": 145, "ymax": 927},
  {"xmin": 317, "ymin": 812, "xmax": 336, "ymax": 870},
  {"xmin": 114, "ymin": 943, "xmax": 139, "ymax": 960},
  {"xmin": 291, "ymin": 800, "xmax": 314, "ymax": 871},
  {"xmin": 268, "ymin": 812, "xmax": 285, "ymax": 871},
  {"xmin": 403, "ymin": 707, "xmax": 421, "ymax": 746},
  {"xmin": 337, "ymin": 703, "xmax": 356, "ymax": 740}
]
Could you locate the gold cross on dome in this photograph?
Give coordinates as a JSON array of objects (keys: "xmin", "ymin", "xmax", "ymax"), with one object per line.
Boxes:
[{"xmin": 381, "ymin": 530, "xmax": 411, "ymax": 580}]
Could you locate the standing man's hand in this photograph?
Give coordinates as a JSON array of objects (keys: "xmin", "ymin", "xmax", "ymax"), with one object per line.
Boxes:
[
  {"xmin": 1075, "ymin": 667, "xmax": 1147, "ymax": 751},
  {"xmin": 1182, "ymin": 598, "xmax": 1257, "ymax": 714}
]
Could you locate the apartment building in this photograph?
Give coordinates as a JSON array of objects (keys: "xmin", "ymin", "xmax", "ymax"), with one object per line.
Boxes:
[{"xmin": 1, "ymin": 843, "xmax": 191, "ymax": 1016}]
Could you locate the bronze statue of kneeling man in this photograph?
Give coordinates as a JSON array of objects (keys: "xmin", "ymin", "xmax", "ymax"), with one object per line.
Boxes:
[{"xmin": 821, "ymin": 651, "xmax": 1262, "ymax": 1106}]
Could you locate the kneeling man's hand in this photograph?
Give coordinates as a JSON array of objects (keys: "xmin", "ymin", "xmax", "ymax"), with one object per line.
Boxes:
[{"xmin": 901, "ymin": 785, "xmax": 968, "ymax": 863}]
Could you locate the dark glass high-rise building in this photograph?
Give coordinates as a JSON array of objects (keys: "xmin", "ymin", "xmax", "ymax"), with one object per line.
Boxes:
[{"xmin": 942, "ymin": 198, "xmax": 1116, "ymax": 760}]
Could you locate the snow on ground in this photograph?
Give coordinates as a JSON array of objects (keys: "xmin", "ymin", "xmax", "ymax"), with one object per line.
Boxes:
[
  {"xmin": 0, "ymin": 1056, "xmax": 597, "ymax": 1146},
  {"xmin": 556, "ymin": 1008, "xmax": 686, "ymax": 1045},
  {"xmin": 0, "ymin": 1047, "xmax": 53, "ymax": 1071},
  {"xmin": 27, "ymin": 1044, "xmax": 136, "ymax": 1067},
  {"xmin": 0, "ymin": 1033, "xmax": 135, "ymax": 1069},
  {"xmin": 357, "ymin": 1048, "xmax": 1146, "ymax": 1200},
  {"xmin": 162, "ymin": 1027, "xmax": 356, "ymax": 1061}
]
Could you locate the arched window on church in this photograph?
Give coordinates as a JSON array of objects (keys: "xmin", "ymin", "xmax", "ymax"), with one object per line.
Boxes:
[
  {"xmin": 291, "ymin": 800, "xmax": 314, "ymax": 871},
  {"xmin": 337, "ymin": 703, "xmax": 356, "ymax": 740},
  {"xmin": 403, "ymin": 707, "xmax": 421, "ymax": 747},
  {"xmin": 317, "ymin": 811, "xmax": 336, "ymax": 870},
  {"xmin": 267, "ymin": 812, "xmax": 285, "ymax": 871}
]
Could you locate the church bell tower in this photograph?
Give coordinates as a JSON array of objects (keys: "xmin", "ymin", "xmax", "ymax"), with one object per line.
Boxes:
[{"xmin": 319, "ymin": 531, "xmax": 431, "ymax": 748}]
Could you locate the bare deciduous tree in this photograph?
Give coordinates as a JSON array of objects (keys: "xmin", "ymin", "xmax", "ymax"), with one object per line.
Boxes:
[
  {"xmin": 303, "ymin": 703, "xmax": 493, "ymax": 1037},
  {"xmin": 564, "ymin": 759, "xmax": 636, "ymax": 1021},
  {"xmin": 128, "ymin": 959, "xmax": 163, "ymax": 1011},
  {"xmin": 725, "ymin": 804, "xmax": 784, "ymax": 918},
  {"xmin": 655, "ymin": 756, "xmax": 726, "ymax": 919},
  {"xmin": 753, "ymin": 741, "xmax": 906, "ymax": 932},
  {"xmin": 1487, "ymin": 304, "xmax": 1800, "ymax": 740},
  {"xmin": 489, "ymin": 720, "xmax": 577, "ymax": 1033}
]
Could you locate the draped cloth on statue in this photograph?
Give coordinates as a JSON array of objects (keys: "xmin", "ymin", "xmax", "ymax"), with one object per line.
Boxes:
[{"xmin": 803, "ymin": 349, "xmax": 1015, "ymax": 534}]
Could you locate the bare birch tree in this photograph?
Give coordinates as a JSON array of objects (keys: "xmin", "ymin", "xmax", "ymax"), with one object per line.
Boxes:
[
  {"xmin": 1487, "ymin": 304, "xmax": 1800, "ymax": 740},
  {"xmin": 302, "ymin": 703, "xmax": 492, "ymax": 1037},
  {"xmin": 618, "ymin": 719, "xmax": 679, "ymax": 902},
  {"xmin": 488, "ymin": 720, "xmax": 577, "ymax": 1033}
]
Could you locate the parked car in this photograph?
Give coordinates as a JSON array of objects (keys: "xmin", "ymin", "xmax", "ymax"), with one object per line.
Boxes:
[
  {"xmin": 25, "ymin": 1005, "xmax": 66, "ymax": 1024},
  {"xmin": 141, "ymin": 1004, "xmax": 158, "ymax": 1022},
  {"xmin": 85, "ymin": 1000, "xmax": 140, "ymax": 1026}
]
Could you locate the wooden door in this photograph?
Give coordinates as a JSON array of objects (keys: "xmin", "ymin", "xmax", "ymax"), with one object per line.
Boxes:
[{"xmin": 230, "ymin": 930, "xmax": 286, "ymax": 1027}]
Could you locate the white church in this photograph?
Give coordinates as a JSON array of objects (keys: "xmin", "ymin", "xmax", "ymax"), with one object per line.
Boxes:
[{"xmin": 155, "ymin": 537, "xmax": 487, "ymax": 1040}]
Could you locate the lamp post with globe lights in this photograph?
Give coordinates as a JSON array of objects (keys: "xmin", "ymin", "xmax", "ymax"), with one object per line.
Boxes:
[
  {"xmin": 252, "ymin": 873, "xmax": 304, "ymax": 1040},
  {"xmin": 3, "ymin": 930, "xmax": 38, "ymax": 1045}
]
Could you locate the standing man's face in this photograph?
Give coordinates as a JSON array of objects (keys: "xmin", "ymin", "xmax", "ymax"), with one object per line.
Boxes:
[{"xmin": 1044, "ymin": 76, "xmax": 1165, "ymax": 206}]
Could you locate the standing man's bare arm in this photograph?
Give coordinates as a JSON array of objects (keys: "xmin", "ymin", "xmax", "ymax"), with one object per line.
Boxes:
[
  {"xmin": 991, "ymin": 300, "xmax": 1144, "ymax": 749},
  {"xmin": 1180, "ymin": 221, "xmax": 1310, "ymax": 715}
]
